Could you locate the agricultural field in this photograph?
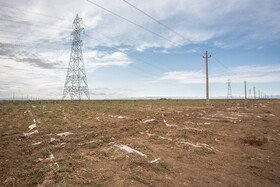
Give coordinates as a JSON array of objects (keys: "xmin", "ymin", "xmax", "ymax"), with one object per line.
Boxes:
[{"xmin": 0, "ymin": 99, "xmax": 279, "ymax": 186}]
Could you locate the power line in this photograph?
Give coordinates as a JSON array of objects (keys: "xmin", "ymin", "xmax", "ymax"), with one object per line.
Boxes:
[
  {"xmin": 86, "ymin": 0, "xmax": 179, "ymax": 46},
  {"xmin": 211, "ymin": 56, "xmax": 236, "ymax": 75},
  {"xmin": 121, "ymin": 0, "xmax": 235, "ymax": 75},
  {"xmin": 86, "ymin": 0, "xmax": 211, "ymax": 75},
  {"xmin": 122, "ymin": 0, "xmax": 204, "ymax": 52}
]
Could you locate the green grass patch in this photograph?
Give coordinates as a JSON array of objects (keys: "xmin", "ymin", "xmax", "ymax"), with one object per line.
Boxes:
[
  {"xmin": 39, "ymin": 167, "xmax": 52, "ymax": 173},
  {"xmin": 57, "ymin": 166, "xmax": 73, "ymax": 173},
  {"xmin": 83, "ymin": 172, "xmax": 93, "ymax": 178},
  {"xmin": 54, "ymin": 158, "xmax": 65, "ymax": 162},
  {"xmin": 132, "ymin": 171, "xmax": 150, "ymax": 185},
  {"xmin": 159, "ymin": 160, "xmax": 172, "ymax": 171},
  {"xmin": 89, "ymin": 142, "xmax": 102, "ymax": 149},
  {"xmin": 100, "ymin": 136, "xmax": 111, "ymax": 143},
  {"xmin": 129, "ymin": 158, "xmax": 147, "ymax": 169},
  {"xmin": 38, "ymin": 145, "xmax": 54, "ymax": 157},
  {"xmin": 2, "ymin": 129, "xmax": 19, "ymax": 136}
]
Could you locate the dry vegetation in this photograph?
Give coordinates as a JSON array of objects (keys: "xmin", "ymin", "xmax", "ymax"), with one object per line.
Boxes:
[{"xmin": 0, "ymin": 99, "xmax": 279, "ymax": 186}]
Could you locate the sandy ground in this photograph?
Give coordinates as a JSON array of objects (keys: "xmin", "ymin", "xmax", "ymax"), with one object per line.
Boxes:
[{"xmin": 0, "ymin": 99, "xmax": 279, "ymax": 186}]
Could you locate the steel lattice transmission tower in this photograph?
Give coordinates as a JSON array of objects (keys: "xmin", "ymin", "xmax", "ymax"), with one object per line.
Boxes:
[
  {"xmin": 227, "ymin": 79, "xmax": 232, "ymax": 99},
  {"xmin": 62, "ymin": 14, "xmax": 90, "ymax": 100}
]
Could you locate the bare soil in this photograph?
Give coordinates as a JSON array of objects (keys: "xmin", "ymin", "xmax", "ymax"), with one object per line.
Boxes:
[{"xmin": 0, "ymin": 99, "xmax": 279, "ymax": 186}]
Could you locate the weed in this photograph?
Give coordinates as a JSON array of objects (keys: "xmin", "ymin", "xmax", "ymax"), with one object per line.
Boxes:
[
  {"xmin": 179, "ymin": 129, "xmax": 188, "ymax": 139},
  {"xmin": 38, "ymin": 145, "xmax": 54, "ymax": 157},
  {"xmin": 57, "ymin": 166, "xmax": 73, "ymax": 173},
  {"xmin": 100, "ymin": 136, "xmax": 111, "ymax": 143},
  {"xmin": 73, "ymin": 155, "xmax": 81, "ymax": 159},
  {"xmin": 177, "ymin": 155, "xmax": 183, "ymax": 159},
  {"xmin": 135, "ymin": 128, "xmax": 140, "ymax": 134},
  {"xmin": 204, "ymin": 180, "xmax": 210, "ymax": 183},
  {"xmin": 129, "ymin": 158, "xmax": 147, "ymax": 169},
  {"xmin": 99, "ymin": 151, "xmax": 109, "ymax": 159},
  {"xmin": 54, "ymin": 158, "xmax": 65, "ymax": 162},
  {"xmin": 83, "ymin": 172, "xmax": 93, "ymax": 178},
  {"xmin": 73, "ymin": 131, "xmax": 87, "ymax": 136},
  {"xmin": 194, "ymin": 149, "xmax": 205, "ymax": 156},
  {"xmin": 132, "ymin": 172, "xmax": 149, "ymax": 185},
  {"xmin": 74, "ymin": 139, "xmax": 83, "ymax": 143},
  {"xmin": 46, "ymin": 126, "xmax": 57, "ymax": 133},
  {"xmin": 56, "ymin": 178, "xmax": 67, "ymax": 187},
  {"xmin": 2, "ymin": 130, "xmax": 19, "ymax": 136},
  {"xmin": 186, "ymin": 177, "xmax": 194, "ymax": 182},
  {"xmin": 105, "ymin": 173, "xmax": 112, "ymax": 179},
  {"xmin": 159, "ymin": 160, "xmax": 172, "ymax": 171},
  {"xmin": 39, "ymin": 167, "xmax": 52, "ymax": 173},
  {"xmin": 94, "ymin": 183, "xmax": 104, "ymax": 187},
  {"xmin": 136, "ymin": 145, "xmax": 150, "ymax": 152},
  {"xmin": 89, "ymin": 143, "xmax": 99, "ymax": 149}
]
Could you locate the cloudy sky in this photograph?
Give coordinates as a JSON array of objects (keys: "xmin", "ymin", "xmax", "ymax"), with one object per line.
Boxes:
[{"xmin": 0, "ymin": 0, "xmax": 279, "ymax": 99}]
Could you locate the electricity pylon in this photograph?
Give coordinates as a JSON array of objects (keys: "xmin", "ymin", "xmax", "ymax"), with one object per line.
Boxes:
[
  {"xmin": 227, "ymin": 79, "xmax": 232, "ymax": 99},
  {"xmin": 62, "ymin": 14, "xmax": 90, "ymax": 100},
  {"xmin": 249, "ymin": 89, "xmax": 252, "ymax": 99}
]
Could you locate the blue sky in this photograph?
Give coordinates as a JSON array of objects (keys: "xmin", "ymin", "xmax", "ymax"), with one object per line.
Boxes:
[{"xmin": 0, "ymin": 0, "xmax": 279, "ymax": 99}]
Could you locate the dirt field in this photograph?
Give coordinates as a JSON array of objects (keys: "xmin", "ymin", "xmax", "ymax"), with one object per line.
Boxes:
[{"xmin": 0, "ymin": 99, "xmax": 279, "ymax": 186}]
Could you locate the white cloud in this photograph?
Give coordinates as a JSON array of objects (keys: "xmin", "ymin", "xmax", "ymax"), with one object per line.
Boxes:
[
  {"xmin": 160, "ymin": 71, "xmax": 205, "ymax": 84},
  {"xmin": 159, "ymin": 64, "xmax": 280, "ymax": 84},
  {"xmin": 84, "ymin": 51, "xmax": 132, "ymax": 71}
]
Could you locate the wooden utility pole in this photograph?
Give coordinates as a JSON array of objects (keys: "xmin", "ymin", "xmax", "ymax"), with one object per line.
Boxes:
[
  {"xmin": 244, "ymin": 80, "xmax": 247, "ymax": 105},
  {"xmin": 203, "ymin": 51, "xmax": 211, "ymax": 106}
]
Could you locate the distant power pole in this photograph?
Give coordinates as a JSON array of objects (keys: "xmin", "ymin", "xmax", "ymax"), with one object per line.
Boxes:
[
  {"xmin": 227, "ymin": 79, "xmax": 232, "ymax": 99},
  {"xmin": 244, "ymin": 80, "xmax": 247, "ymax": 104},
  {"xmin": 253, "ymin": 87, "xmax": 256, "ymax": 99},
  {"xmin": 258, "ymin": 90, "xmax": 260, "ymax": 99},
  {"xmin": 249, "ymin": 89, "xmax": 252, "ymax": 99},
  {"xmin": 203, "ymin": 51, "xmax": 211, "ymax": 105},
  {"xmin": 62, "ymin": 14, "xmax": 90, "ymax": 100}
]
